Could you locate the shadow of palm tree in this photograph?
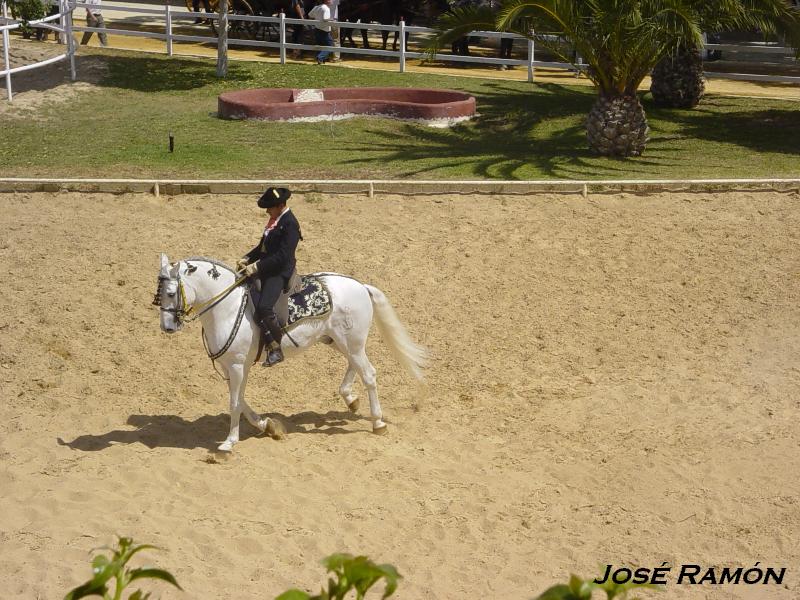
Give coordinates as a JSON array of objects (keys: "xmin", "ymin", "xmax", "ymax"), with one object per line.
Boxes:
[
  {"xmin": 57, "ymin": 409, "xmax": 367, "ymax": 452},
  {"xmin": 344, "ymin": 82, "xmax": 685, "ymax": 179},
  {"xmin": 657, "ymin": 96, "xmax": 800, "ymax": 155}
]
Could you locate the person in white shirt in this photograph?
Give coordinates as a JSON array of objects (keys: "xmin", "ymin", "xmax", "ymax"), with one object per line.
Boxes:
[
  {"xmin": 80, "ymin": 0, "xmax": 108, "ymax": 47},
  {"xmin": 329, "ymin": 0, "xmax": 340, "ymax": 61},
  {"xmin": 307, "ymin": 0, "xmax": 333, "ymax": 64}
]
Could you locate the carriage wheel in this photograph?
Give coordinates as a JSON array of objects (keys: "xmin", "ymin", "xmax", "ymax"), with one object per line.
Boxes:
[{"xmin": 210, "ymin": 0, "xmax": 258, "ymax": 40}]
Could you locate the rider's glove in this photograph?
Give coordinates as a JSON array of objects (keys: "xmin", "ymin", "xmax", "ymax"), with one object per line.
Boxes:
[
  {"xmin": 243, "ymin": 262, "xmax": 259, "ymax": 277},
  {"xmin": 235, "ymin": 258, "xmax": 249, "ymax": 271}
]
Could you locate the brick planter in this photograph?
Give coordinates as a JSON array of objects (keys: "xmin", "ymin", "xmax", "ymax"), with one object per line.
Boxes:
[{"xmin": 218, "ymin": 87, "xmax": 476, "ymax": 123}]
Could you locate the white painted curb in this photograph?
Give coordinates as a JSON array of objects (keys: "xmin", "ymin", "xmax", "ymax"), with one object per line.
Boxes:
[{"xmin": 1, "ymin": 177, "xmax": 799, "ymax": 197}]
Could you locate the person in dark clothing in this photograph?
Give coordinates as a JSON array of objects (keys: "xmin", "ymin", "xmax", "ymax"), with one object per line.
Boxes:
[
  {"xmin": 289, "ymin": 0, "xmax": 306, "ymax": 58},
  {"xmin": 237, "ymin": 187, "xmax": 302, "ymax": 367}
]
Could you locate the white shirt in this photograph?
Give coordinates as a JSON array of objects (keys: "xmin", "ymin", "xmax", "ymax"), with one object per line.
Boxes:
[
  {"xmin": 85, "ymin": 0, "xmax": 102, "ymax": 16},
  {"xmin": 308, "ymin": 3, "xmax": 331, "ymax": 31},
  {"xmin": 263, "ymin": 207, "xmax": 291, "ymax": 241}
]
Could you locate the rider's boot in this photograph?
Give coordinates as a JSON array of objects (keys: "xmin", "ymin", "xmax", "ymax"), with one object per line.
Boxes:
[{"xmin": 261, "ymin": 312, "xmax": 284, "ymax": 367}]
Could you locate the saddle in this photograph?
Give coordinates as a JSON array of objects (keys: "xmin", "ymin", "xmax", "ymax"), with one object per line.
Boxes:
[
  {"xmin": 248, "ymin": 272, "xmax": 334, "ymax": 361},
  {"xmin": 249, "ymin": 269, "xmax": 303, "ymax": 328}
]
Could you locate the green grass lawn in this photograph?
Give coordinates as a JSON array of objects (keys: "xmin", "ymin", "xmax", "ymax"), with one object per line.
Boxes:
[{"xmin": 2, "ymin": 48, "xmax": 799, "ymax": 180}]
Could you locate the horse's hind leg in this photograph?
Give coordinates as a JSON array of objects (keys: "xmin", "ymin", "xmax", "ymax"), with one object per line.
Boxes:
[
  {"xmin": 350, "ymin": 349, "xmax": 386, "ymax": 434},
  {"xmin": 339, "ymin": 365, "xmax": 359, "ymax": 413}
]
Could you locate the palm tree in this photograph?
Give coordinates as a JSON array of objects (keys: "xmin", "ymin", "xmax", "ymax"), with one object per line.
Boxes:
[
  {"xmin": 429, "ymin": 0, "xmax": 709, "ymax": 157},
  {"xmin": 650, "ymin": 0, "xmax": 800, "ymax": 108}
]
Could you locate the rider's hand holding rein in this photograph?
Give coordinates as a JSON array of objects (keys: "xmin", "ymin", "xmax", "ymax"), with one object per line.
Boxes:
[{"xmin": 243, "ymin": 262, "xmax": 259, "ymax": 277}]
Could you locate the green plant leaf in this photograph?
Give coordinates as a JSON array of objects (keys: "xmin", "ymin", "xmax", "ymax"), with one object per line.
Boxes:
[
  {"xmin": 535, "ymin": 583, "xmax": 583, "ymax": 600},
  {"xmin": 376, "ymin": 563, "xmax": 401, "ymax": 598},
  {"xmin": 321, "ymin": 553, "xmax": 352, "ymax": 573},
  {"xmin": 62, "ymin": 580, "xmax": 109, "ymax": 600},
  {"xmin": 128, "ymin": 568, "xmax": 182, "ymax": 590},
  {"xmin": 275, "ymin": 590, "xmax": 312, "ymax": 600}
]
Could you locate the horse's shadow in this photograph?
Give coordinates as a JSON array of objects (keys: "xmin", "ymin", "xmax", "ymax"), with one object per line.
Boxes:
[{"xmin": 57, "ymin": 410, "xmax": 368, "ymax": 452}]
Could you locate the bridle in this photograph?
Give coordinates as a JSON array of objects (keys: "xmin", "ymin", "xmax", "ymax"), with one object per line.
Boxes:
[{"xmin": 153, "ymin": 262, "xmax": 248, "ymax": 325}]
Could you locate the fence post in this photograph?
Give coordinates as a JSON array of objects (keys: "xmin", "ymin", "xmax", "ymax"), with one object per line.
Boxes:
[
  {"xmin": 165, "ymin": 4, "xmax": 173, "ymax": 56},
  {"xmin": 279, "ymin": 10, "xmax": 285, "ymax": 64},
  {"xmin": 64, "ymin": 0, "xmax": 75, "ymax": 80},
  {"xmin": 398, "ymin": 17, "xmax": 405, "ymax": 73},
  {"xmin": 216, "ymin": 0, "xmax": 227, "ymax": 76},
  {"xmin": 527, "ymin": 36, "xmax": 534, "ymax": 83},
  {"xmin": 2, "ymin": 1, "xmax": 11, "ymax": 101}
]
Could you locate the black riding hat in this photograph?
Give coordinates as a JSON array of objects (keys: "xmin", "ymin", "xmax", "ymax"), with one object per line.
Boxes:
[{"xmin": 257, "ymin": 187, "xmax": 291, "ymax": 208}]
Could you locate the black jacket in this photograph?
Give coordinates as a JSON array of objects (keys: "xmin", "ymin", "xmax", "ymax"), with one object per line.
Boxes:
[{"xmin": 245, "ymin": 209, "xmax": 302, "ymax": 280}]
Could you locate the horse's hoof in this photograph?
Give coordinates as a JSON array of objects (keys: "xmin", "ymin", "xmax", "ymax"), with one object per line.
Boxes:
[
  {"xmin": 217, "ymin": 440, "xmax": 235, "ymax": 452},
  {"xmin": 257, "ymin": 418, "xmax": 269, "ymax": 433},
  {"xmin": 346, "ymin": 397, "xmax": 360, "ymax": 413},
  {"xmin": 372, "ymin": 422, "xmax": 388, "ymax": 435},
  {"xmin": 266, "ymin": 418, "xmax": 286, "ymax": 440}
]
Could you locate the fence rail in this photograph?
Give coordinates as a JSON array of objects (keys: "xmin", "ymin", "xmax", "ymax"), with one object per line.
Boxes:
[
  {"xmin": 3, "ymin": 0, "xmax": 800, "ymax": 103},
  {"xmin": 1, "ymin": 0, "xmax": 76, "ymax": 100},
  {"xmin": 69, "ymin": 2, "xmax": 800, "ymax": 84},
  {"xmin": 2, "ymin": 176, "xmax": 800, "ymax": 198}
]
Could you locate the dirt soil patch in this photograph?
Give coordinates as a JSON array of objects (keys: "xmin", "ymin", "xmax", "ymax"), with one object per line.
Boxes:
[{"xmin": 0, "ymin": 190, "xmax": 798, "ymax": 599}]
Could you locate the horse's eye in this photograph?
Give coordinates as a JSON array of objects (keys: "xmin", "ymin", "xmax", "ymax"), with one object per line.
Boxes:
[{"xmin": 167, "ymin": 292, "xmax": 176, "ymax": 298}]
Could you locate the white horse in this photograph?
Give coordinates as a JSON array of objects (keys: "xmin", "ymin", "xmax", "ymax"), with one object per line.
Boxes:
[{"xmin": 153, "ymin": 254, "xmax": 427, "ymax": 452}]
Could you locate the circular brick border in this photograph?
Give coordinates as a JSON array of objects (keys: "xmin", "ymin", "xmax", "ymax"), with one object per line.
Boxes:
[{"xmin": 217, "ymin": 87, "xmax": 476, "ymax": 121}]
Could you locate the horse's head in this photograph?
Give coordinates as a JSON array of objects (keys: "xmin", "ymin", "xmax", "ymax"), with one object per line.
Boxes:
[{"xmin": 153, "ymin": 253, "xmax": 186, "ymax": 334}]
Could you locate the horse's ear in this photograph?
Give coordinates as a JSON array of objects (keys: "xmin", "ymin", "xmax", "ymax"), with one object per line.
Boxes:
[{"xmin": 160, "ymin": 253, "xmax": 169, "ymax": 276}]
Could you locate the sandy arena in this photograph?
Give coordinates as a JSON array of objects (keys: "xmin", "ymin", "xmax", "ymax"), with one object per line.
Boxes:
[{"xmin": 0, "ymin": 190, "xmax": 798, "ymax": 599}]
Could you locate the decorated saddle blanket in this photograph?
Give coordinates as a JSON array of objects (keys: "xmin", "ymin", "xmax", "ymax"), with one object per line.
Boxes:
[
  {"xmin": 249, "ymin": 274, "xmax": 332, "ymax": 328},
  {"xmin": 287, "ymin": 274, "xmax": 333, "ymax": 326}
]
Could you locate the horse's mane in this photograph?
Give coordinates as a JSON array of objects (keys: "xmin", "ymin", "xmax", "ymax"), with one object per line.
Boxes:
[{"xmin": 184, "ymin": 256, "xmax": 236, "ymax": 274}]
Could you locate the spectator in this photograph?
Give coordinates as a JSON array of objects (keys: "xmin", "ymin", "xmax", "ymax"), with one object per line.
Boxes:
[
  {"xmin": 80, "ymin": 0, "xmax": 108, "ymax": 47},
  {"xmin": 489, "ymin": 0, "xmax": 513, "ymax": 69},
  {"xmin": 289, "ymin": 0, "xmax": 306, "ymax": 59},
  {"xmin": 449, "ymin": 0, "xmax": 481, "ymax": 59},
  {"xmin": 41, "ymin": 0, "xmax": 60, "ymax": 42},
  {"xmin": 308, "ymin": 0, "xmax": 333, "ymax": 65},
  {"xmin": 497, "ymin": 34, "xmax": 513, "ymax": 69},
  {"xmin": 330, "ymin": 0, "xmax": 341, "ymax": 61}
]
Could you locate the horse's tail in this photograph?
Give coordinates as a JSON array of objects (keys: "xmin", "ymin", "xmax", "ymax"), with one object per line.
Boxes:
[{"xmin": 364, "ymin": 284, "xmax": 428, "ymax": 382}]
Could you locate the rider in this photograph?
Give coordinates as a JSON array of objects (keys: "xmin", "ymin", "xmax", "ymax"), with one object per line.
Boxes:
[{"xmin": 237, "ymin": 187, "xmax": 303, "ymax": 367}]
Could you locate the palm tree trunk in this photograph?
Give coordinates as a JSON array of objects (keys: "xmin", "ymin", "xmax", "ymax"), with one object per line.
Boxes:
[
  {"xmin": 650, "ymin": 45, "xmax": 705, "ymax": 108},
  {"xmin": 586, "ymin": 94, "xmax": 650, "ymax": 157}
]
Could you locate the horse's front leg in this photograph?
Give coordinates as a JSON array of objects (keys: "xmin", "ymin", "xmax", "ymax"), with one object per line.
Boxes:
[
  {"xmin": 237, "ymin": 365, "xmax": 286, "ymax": 440},
  {"xmin": 218, "ymin": 363, "xmax": 245, "ymax": 452}
]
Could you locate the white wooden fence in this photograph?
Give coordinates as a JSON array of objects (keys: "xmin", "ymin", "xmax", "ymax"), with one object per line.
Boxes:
[
  {"xmin": 3, "ymin": 0, "xmax": 799, "ymax": 102},
  {"xmin": 1, "ymin": 0, "xmax": 76, "ymax": 100},
  {"xmin": 70, "ymin": 2, "xmax": 800, "ymax": 84}
]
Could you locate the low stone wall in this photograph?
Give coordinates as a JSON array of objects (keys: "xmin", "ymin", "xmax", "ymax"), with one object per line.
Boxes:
[{"xmin": 217, "ymin": 87, "xmax": 476, "ymax": 122}]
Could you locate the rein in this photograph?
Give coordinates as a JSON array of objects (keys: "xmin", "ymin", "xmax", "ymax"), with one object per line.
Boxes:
[
  {"xmin": 203, "ymin": 288, "xmax": 249, "ymax": 361},
  {"xmin": 182, "ymin": 274, "xmax": 249, "ymax": 322}
]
